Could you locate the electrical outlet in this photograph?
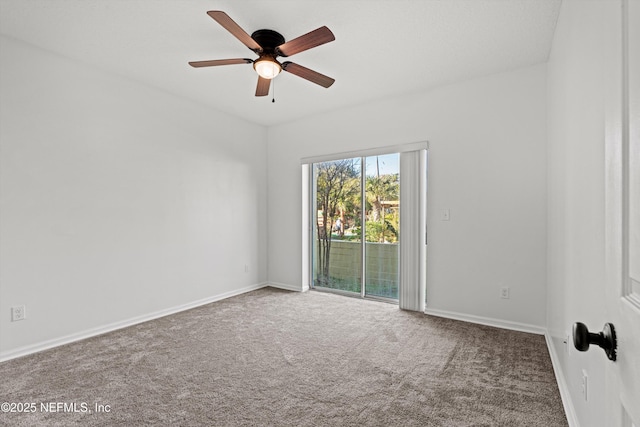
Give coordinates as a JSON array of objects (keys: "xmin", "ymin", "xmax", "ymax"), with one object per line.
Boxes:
[
  {"xmin": 11, "ymin": 305, "xmax": 26, "ymax": 322},
  {"xmin": 500, "ymin": 287, "xmax": 510, "ymax": 299},
  {"xmin": 581, "ymin": 370, "xmax": 588, "ymax": 401}
]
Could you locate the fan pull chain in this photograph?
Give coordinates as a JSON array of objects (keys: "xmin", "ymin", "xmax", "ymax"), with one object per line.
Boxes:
[{"xmin": 272, "ymin": 78, "xmax": 276, "ymax": 103}]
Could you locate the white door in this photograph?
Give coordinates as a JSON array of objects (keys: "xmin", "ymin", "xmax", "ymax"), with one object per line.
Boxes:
[{"xmin": 604, "ymin": 1, "xmax": 640, "ymax": 425}]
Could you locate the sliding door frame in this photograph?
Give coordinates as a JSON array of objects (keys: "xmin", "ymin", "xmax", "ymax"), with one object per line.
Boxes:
[
  {"xmin": 301, "ymin": 141, "xmax": 428, "ymax": 305},
  {"xmin": 359, "ymin": 158, "xmax": 366, "ymax": 299}
]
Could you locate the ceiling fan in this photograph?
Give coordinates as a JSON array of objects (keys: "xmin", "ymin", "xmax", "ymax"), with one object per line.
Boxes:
[{"xmin": 189, "ymin": 11, "xmax": 335, "ymax": 97}]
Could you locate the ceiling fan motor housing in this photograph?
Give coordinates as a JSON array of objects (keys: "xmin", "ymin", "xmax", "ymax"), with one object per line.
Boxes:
[{"xmin": 251, "ymin": 29, "xmax": 285, "ymax": 55}]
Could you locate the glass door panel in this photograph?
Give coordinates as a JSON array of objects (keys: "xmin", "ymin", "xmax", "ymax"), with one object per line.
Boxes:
[
  {"xmin": 364, "ymin": 154, "xmax": 400, "ymax": 299},
  {"xmin": 312, "ymin": 157, "xmax": 362, "ymax": 294},
  {"xmin": 311, "ymin": 153, "xmax": 400, "ymax": 301}
]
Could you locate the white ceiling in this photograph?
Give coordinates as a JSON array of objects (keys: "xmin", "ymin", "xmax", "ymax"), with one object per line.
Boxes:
[{"xmin": 0, "ymin": 0, "xmax": 561, "ymax": 127}]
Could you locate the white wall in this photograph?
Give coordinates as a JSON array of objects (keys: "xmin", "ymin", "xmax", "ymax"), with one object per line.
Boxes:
[
  {"xmin": 267, "ymin": 64, "xmax": 548, "ymax": 329},
  {"xmin": 0, "ymin": 36, "xmax": 268, "ymax": 359},
  {"xmin": 546, "ymin": 2, "xmax": 609, "ymax": 426}
]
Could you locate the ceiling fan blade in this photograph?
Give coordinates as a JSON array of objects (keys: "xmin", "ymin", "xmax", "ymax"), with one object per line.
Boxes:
[
  {"xmin": 188, "ymin": 58, "xmax": 253, "ymax": 68},
  {"xmin": 255, "ymin": 76, "xmax": 271, "ymax": 97},
  {"xmin": 207, "ymin": 10, "xmax": 263, "ymax": 53},
  {"xmin": 275, "ymin": 26, "xmax": 335, "ymax": 57},
  {"xmin": 282, "ymin": 62, "xmax": 335, "ymax": 88}
]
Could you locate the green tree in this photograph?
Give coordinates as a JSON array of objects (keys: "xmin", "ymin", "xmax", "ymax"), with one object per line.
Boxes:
[
  {"xmin": 365, "ymin": 173, "xmax": 399, "ymax": 242},
  {"xmin": 315, "ymin": 159, "xmax": 360, "ymax": 285}
]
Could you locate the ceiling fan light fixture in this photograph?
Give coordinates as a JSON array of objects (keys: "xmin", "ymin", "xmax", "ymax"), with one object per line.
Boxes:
[{"xmin": 253, "ymin": 56, "xmax": 281, "ymax": 79}]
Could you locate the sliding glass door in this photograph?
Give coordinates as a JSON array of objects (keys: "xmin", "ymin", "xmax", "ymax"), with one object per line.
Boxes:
[
  {"xmin": 312, "ymin": 157, "xmax": 363, "ymax": 294},
  {"xmin": 364, "ymin": 155, "xmax": 399, "ymax": 299},
  {"xmin": 311, "ymin": 154, "xmax": 400, "ymax": 300}
]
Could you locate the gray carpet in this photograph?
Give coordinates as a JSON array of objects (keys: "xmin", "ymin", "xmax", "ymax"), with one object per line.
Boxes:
[{"xmin": 0, "ymin": 287, "xmax": 567, "ymax": 426}]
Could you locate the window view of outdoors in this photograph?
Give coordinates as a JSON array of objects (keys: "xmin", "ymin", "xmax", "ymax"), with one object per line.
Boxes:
[
  {"xmin": 312, "ymin": 154, "xmax": 400, "ymax": 299},
  {"xmin": 364, "ymin": 155, "xmax": 399, "ymax": 299}
]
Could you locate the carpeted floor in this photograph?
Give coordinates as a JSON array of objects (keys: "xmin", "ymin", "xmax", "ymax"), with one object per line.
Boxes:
[{"xmin": 0, "ymin": 287, "xmax": 567, "ymax": 426}]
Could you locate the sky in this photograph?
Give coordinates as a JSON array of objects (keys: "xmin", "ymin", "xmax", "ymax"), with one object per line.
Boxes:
[
  {"xmin": 365, "ymin": 153, "xmax": 399, "ymax": 177},
  {"xmin": 319, "ymin": 153, "xmax": 399, "ymax": 177}
]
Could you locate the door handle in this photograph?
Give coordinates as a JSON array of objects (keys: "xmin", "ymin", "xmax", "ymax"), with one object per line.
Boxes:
[{"xmin": 572, "ymin": 322, "xmax": 617, "ymax": 361}]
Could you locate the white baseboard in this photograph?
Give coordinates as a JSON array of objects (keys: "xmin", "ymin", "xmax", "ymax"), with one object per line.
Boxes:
[
  {"xmin": 423, "ymin": 307, "xmax": 546, "ymax": 335},
  {"xmin": 0, "ymin": 282, "xmax": 269, "ymax": 363},
  {"xmin": 545, "ymin": 332, "xmax": 579, "ymax": 427},
  {"xmin": 267, "ymin": 281, "xmax": 309, "ymax": 292}
]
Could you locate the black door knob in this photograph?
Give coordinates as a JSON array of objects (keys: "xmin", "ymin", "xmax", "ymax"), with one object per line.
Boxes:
[{"xmin": 572, "ymin": 322, "xmax": 617, "ymax": 361}]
